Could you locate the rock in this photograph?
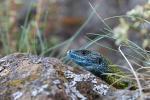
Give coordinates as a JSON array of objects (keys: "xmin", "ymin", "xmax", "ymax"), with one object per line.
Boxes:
[{"xmin": 0, "ymin": 53, "xmax": 146, "ymax": 100}]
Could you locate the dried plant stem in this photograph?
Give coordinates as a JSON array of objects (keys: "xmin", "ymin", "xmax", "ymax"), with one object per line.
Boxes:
[{"xmin": 119, "ymin": 45, "xmax": 143, "ymax": 100}]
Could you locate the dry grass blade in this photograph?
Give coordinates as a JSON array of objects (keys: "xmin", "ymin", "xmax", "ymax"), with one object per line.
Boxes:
[{"xmin": 119, "ymin": 45, "xmax": 144, "ymax": 100}]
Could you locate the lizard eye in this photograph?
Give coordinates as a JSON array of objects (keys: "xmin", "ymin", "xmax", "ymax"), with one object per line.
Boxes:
[
  {"xmin": 79, "ymin": 50, "xmax": 91, "ymax": 56},
  {"xmin": 96, "ymin": 58, "xmax": 102, "ymax": 64}
]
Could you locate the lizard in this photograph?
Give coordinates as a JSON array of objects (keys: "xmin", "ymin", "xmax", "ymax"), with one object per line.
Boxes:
[{"xmin": 67, "ymin": 49, "xmax": 137, "ymax": 90}]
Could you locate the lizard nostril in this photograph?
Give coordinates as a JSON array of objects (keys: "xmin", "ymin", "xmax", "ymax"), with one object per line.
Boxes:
[
  {"xmin": 67, "ymin": 50, "xmax": 72, "ymax": 54},
  {"xmin": 67, "ymin": 50, "xmax": 72, "ymax": 57},
  {"xmin": 67, "ymin": 50, "xmax": 70, "ymax": 54}
]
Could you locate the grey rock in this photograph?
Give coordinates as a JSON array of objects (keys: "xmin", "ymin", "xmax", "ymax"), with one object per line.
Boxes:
[{"xmin": 0, "ymin": 53, "xmax": 148, "ymax": 100}]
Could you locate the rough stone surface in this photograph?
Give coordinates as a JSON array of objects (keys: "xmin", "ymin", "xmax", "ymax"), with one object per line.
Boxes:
[{"xmin": 0, "ymin": 53, "xmax": 149, "ymax": 100}]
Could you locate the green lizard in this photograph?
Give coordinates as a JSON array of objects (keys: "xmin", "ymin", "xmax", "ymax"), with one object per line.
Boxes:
[{"xmin": 67, "ymin": 49, "xmax": 137, "ymax": 90}]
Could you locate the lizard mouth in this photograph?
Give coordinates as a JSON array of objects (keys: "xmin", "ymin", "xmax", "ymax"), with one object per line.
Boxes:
[
  {"xmin": 67, "ymin": 50, "xmax": 92, "ymax": 66},
  {"xmin": 67, "ymin": 50, "xmax": 83, "ymax": 60},
  {"xmin": 67, "ymin": 50, "xmax": 84, "ymax": 60}
]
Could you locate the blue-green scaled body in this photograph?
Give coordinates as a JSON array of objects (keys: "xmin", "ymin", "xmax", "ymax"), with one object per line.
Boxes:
[{"xmin": 67, "ymin": 49, "xmax": 137, "ymax": 89}]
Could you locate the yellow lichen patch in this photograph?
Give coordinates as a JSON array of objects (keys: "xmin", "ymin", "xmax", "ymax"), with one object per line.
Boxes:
[
  {"xmin": 7, "ymin": 80, "xmax": 24, "ymax": 87},
  {"xmin": 6, "ymin": 75, "xmax": 40, "ymax": 88}
]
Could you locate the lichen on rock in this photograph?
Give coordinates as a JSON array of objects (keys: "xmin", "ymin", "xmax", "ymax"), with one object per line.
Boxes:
[{"xmin": 0, "ymin": 53, "xmax": 147, "ymax": 100}]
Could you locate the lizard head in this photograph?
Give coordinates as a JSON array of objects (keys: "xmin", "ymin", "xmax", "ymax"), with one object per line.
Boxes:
[{"xmin": 67, "ymin": 49, "xmax": 108, "ymax": 73}]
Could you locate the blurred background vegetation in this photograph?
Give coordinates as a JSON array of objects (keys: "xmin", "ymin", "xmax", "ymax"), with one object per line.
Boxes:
[
  {"xmin": 0, "ymin": 1, "xmax": 150, "ymax": 96},
  {"xmin": 0, "ymin": 0, "xmax": 149, "ymax": 67}
]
